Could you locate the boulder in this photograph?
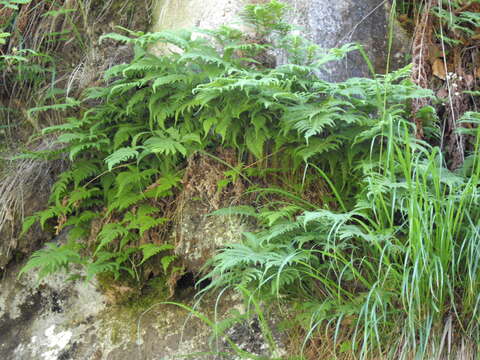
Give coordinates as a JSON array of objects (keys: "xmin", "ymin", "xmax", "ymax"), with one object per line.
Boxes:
[{"xmin": 151, "ymin": 0, "xmax": 410, "ymax": 81}]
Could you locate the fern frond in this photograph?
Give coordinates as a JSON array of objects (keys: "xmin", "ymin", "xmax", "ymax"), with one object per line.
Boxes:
[
  {"xmin": 139, "ymin": 244, "xmax": 174, "ymax": 265},
  {"xmin": 105, "ymin": 147, "xmax": 139, "ymax": 170},
  {"xmin": 71, "ymin": 161, "xmax": 100, "ymax": 186},
  {"xmin": 19, "ymin": 241, "xmax": 83, "ymax": 280},
  {"xmin": 95, "ymin": 223, "xmax": 129, "ymax": 255}
]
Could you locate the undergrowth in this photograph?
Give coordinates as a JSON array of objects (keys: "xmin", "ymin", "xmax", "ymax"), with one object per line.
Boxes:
[
  {"xmin": 20, "ymin": 0, "xmax": 430, "ymax": 284},
  {"xmin": 0, "ymin": 0, "xmax": 153, "ymax": 148},
  {"xmin": 201, "ymin": 2, "xmax": 480, "ymax": 359},
  {"xmin": 16, "ymin": 0, "xmax": 480, "ymax": 359}
]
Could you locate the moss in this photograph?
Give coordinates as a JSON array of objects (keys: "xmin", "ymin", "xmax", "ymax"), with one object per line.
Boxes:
[
  {"xmin": 93, "ymin": 274, "xmax": 171, "ymax": 348},
  {"xmin": 96, "ymin": 272, "xmax": 170, "ymax": 310},
  {"xmin": 124, "ymin": 276, "xmax": 170, "ymax": 313}
]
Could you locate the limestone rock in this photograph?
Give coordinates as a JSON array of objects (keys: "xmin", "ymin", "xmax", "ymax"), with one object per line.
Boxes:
[
  {"xmin": 174, "ymin": 151, "xmax": 250, "ymax": 274},
  {"xmin": 281, "ymin": 0, "xmax": 408, "ymax": 80},
  {"xmin": 152, "ymin": 0, "xmax": 243, "ymax": 34}
]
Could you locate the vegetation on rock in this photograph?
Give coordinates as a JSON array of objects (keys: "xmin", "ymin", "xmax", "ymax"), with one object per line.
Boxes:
[{"xmin": 3, "ymin": 0, "xmax": 480, "ymax": 358}]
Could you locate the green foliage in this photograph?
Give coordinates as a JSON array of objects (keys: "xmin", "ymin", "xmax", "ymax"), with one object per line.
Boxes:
[
  {"xmin": 0, "ymin": 0, "xmax": 82, "ymax": 145},
  {"xmin": 204, "ymin": 108, "xmax": 480, "ymax": 358},
  {"xmin": 23, "ymin": 1, "xmax": 477, "ymax": 357},
  {"xmin": 432, "ymin": 4, "xmax": 480, "ymax": 46},
  {"xmin": 8, "ymin": 1, "xmax": 480, "ymax": 359},
  {"xmin": 18, "ymin": 240, "xmax": 84, "ymax": 280},
  {"xmin": 22, "ymin": 0, "xmax": 421, "ymax": 283}
]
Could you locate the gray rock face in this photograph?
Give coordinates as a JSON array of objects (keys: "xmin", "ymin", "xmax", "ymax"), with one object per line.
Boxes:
[
  {"xmin": 0, "ymin": 261, "xmax": 285, "ymax": 359},
  {"xmin": 283, "ymin": 0, "xmax": 406, "ymax": 81},
  {"xmin": 152, "ymin": 0, "xmax": 409, "ymax": 81},
  {"xmin": 0, "ymin": 262, "xmax": 107, "ymax": 360},
  {"xmin": 152, "ymin": 0, "xmax": 244, "ymax": 34}
]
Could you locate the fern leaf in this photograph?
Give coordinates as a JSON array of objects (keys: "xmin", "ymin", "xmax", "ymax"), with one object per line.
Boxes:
[
  {"xmin": 245, "ymin": 127, "xmax": 266, "ymax": 159},
  {"xmin": 294, "ymin": 135, "xmax": 343, "ymax": 161},
  {"xmin": 152, "ymin": 74, "xmax": 189, "ymax": 92},
  {"xmin": 19, "ymin": 241, "xmax": 83, "ymax": 280},
  {"xmin": 71, "ymin": 161, "xmax": 100, "ymax": 186},
  {"xmin": 95, "ymin": 223, "xmax": 129, "ymax": 255},
  {"xmin": 42, "ymin": 119, "xmax": 83, "ymax": 134},
  {"xmin": 39, "ymin": 207, "xmax": 62, "ymax": 229},
  {"xmin": 109, "ymin": 193, "xmax": 145, "ymax": 212},
  {"xmin": 139, "ymin": 244, "xmax": 174, "ymax": 265},
  {"xmin": 161, "ymin": 255, "xmax": 176, "ymax": 273},
  {"xmin": 21, "ymin": 215, "xmax": 38, "ymax": 235},
  {"xmin": 210, "ymin": 205, "xmax": 258, "ymax": 218},
  {"xmin": 100, "ymin": 32, "xmax": 134, "ymax": 44},
  {"xmin": 69, "ymin": 139, "xmax": 109, "ymax": 160},
  {"xmin": 143, "ymin": 134, "xmax": 187, "ymax": 156},
  {"xmin": 105, "ymin": 147, "xmax": 139, "ymax": 170},
  {"xmin": 56, "ymin": 132, "xmax": 87, "ymax": 144},
  {"xmin": 127, "ymin": 215, "xmax": 168, "ymax": 235},
  {"xmin": 27, "ymin": 98, "xmax": 81, "ymax": 117}
]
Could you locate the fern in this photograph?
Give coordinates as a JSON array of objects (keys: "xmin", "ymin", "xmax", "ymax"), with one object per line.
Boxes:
[
  {"xmin": 105, "ymin": 147, "xmax": 139, "ymax": 170},
  {"xmin": 95, "ymin": 223, "xmax": 129, "ymax": 255},
  {"xmin": 19, "ymin": 241, "xmax": 84, "ymax": 280},
  {"xmin": 20, "ymin": 0, "xmax": 430, "ymax": 287},
  {"xmin": 138, "ymin": 244, "xmax": 174, "ymax": 265}
]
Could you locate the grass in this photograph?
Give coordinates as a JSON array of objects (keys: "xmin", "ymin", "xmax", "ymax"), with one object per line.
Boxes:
[
  {"xmin": 202, "ymin": 74, "xmax": 480, "ymax": 360},
  {"xmin": 0, "ymin": 140, "xmax": 65, "ymax": 268},
  {"xmin": 199, "ymin": 2, "xmax": 480, "ymax": 358}
]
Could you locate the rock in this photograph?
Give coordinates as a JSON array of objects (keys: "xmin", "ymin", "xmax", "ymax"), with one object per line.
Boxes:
[
  {"xmin": 174, "ymin": 151, "xmax": 251, "ymax": 274},
  {"xmin": 0, "ymin": 146, "xmax": 65, "ymax": 270},
  {"xmin": 281, "ymin": 0, "xmax": 409, "ymax": 80},
  {"xmin": 0, "ymin": 261, "xmax": 107, "ymax": 360},
  {"xmin": 0, "ymin": 259, "xmax": 286, "ymax": 359},
  {"xmin": 151, "ymin": 0, "xmax": 244, "ymax": 35},
  {"xmin": 151, "ymin": 0, "xmax": 410, "ymax": 81},
  {"xmin": 174, "ymin": 198, "xmax": 250, "ymax": 274}
]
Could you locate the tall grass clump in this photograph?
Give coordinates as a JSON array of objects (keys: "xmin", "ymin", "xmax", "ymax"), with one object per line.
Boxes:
[{"xmin": 203, "ymin": 77, "xmax": 480, "ymax": 359}]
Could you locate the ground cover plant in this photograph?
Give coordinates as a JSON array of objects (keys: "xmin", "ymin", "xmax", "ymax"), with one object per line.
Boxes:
[
  {"xmin": 21, "ymin": 0, "xmax": 420, "ymax": 283},
  {"xmin": 15, "ymin": 0, "xmax": 480, "ymax": 359},
  {"xmin": 0, "ymin": 0, "xmax": 155, "ymax": 272}
]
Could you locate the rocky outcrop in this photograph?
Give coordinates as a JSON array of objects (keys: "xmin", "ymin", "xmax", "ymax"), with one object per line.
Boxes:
[
  {"xmin": 0, "ymin": 258, "xmax": 286, "ymax": 360},
  {"xmin": 281, "ymin": 0, "xmax": 409, "ymax": 80},
  {"xmin": 174, "ymin": 151, "xmax": 251, "ymax": 274},
  {"xmin": 152, "ymin": 0, "xmax": 409, "ymax": 81}
]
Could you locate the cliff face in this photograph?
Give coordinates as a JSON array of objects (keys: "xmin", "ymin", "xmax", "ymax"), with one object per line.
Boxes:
[{"xmin": 281, "ymin": 0, "xmax": 408, "ymax": 79}]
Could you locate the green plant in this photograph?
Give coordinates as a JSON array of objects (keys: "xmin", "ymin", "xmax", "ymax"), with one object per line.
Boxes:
[
  {"xmin": 203, "ymin": 104, "xmax": 480, "ymax": 358},
  {"xmin": 20, "ymin": 0, "xmax": 399, "ymax": 283}
]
